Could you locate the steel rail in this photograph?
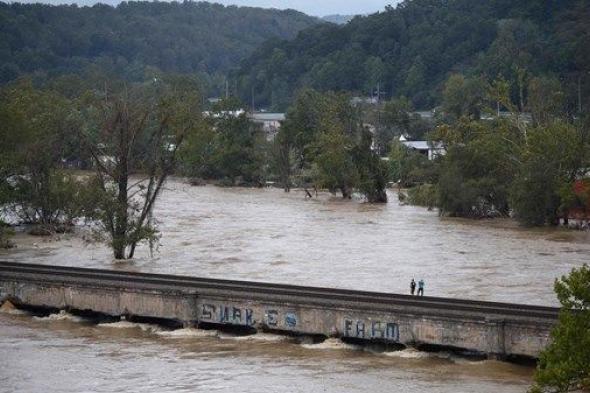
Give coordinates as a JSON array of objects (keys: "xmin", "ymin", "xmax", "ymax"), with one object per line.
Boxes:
[{"xmin": 0, "ymin": 261, "xmax": 560, "ymax": 320}]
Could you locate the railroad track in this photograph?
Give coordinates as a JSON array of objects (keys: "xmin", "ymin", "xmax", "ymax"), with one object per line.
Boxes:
[{"xmin": 0, "ymin": 261, "xmax": 560, "ymax": 321}]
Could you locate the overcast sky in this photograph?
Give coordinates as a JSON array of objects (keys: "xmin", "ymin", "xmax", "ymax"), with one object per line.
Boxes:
[
  {"xmin": 14, "ymin": 0, "xmax": 401, "ymax": 16},
  {"xmin": 213, "ymin": 0, "xmax": 400, "ymax": 16}
]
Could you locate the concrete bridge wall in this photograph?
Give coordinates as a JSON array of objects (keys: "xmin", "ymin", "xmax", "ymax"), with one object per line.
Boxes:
[{"xmin": 0, "ymin": 262, "xmax": 558, "ymax": 358}]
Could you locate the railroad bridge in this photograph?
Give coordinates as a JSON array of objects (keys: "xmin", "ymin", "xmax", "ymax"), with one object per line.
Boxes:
[{"xmin": 0, "ymin": 262, "xmax": 558, "ymax": 359}]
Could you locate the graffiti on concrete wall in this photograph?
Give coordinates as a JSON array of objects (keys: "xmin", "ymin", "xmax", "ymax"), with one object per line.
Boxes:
[
  {"xmin": 200, "ymin": 303, "xmax": 298, "ymax": 329},
  {"xmin": 344, "ymin": 319, "xmax": 399, "ymax": 341},
  {"xmin": 201, "ymin": 304, "xmax": 256, "ymax": 325}
]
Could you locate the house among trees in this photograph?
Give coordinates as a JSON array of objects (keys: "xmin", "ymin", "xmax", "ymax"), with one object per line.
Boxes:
[
  {"xmin": 399, "ymin": 135, "xmax": 445, "ymax": 160},
  {"xmin": 248, "ymin": 112, "xmax": 285, "ymax": 141},
  {"xmin": 350, "ymin": 96, "xmax": 379, "ymax": 106}
]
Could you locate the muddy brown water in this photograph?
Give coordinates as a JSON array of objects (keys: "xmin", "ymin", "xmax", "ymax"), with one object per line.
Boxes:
[{"xmin": 1, "ymin": 179, "xmax": 589, "ymax": 392}]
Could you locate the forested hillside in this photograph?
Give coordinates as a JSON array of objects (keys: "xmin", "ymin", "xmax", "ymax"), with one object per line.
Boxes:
[
  {"xmin": 236, "ymin": 0, "xmax": 590, "ymax": 110},
  {"xmin": 0, "ymin": 1, "xmax": 319, "ymax": 92}
]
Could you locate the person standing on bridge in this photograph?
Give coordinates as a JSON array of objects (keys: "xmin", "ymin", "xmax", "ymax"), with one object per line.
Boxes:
[
  {"xmin": 417, "ymin": 279, "xmax": 425, "ymax": 296},
  {"xmin": 410, "ymin": 279, "xmax": 416, "ymax": 295}
]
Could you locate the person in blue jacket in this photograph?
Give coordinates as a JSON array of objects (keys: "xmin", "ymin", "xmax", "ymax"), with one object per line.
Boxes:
[{"xmin": 417, "ymin": 279, "xmax": 425, "ymax": 296}]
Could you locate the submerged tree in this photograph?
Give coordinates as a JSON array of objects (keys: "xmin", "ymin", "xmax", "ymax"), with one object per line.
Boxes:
[
  {"xmin": 352, "ymin": 129, "xmax": 388, "ymax": 203},
  {"xmin": 277, "ymin": 89, "xmax": 387, "ymax": 202},
  {"xmin": 210, "ymin": 112, "xmax": 267, "ymax": 185},
  {"xmin": 511, "ymin": 122, "xmax": 588, "ymax": 226},
  {"xmin": 313, "ymin": 127, "xmax": 358, "ymax": 199},
  {"xmin": 531, "ymin": 264, "xmax": 590, "ymax": 393},
  {"xmin": 178, "ymin": 96, "xmax": 267, "ymax": 184},
  {"xmin": 82, "ymin": 78, "xmax": 201, "ymax": 259},
  {"xmin": 434, "ymin": 119, "xmax": 521, "ymax": 218},
  {"xmin": 0, "ymin": 80, "xmax": 83, "ymax": 231}
]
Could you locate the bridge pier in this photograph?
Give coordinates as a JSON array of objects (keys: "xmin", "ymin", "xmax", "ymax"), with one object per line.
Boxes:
[{"xmin": 485, "ymin": 317, "xmax": 507, "ymax": 359}]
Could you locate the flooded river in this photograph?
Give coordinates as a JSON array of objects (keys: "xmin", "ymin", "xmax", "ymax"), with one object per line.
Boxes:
[{"xmin": 1, "ymin": 179, "xmax": 589, "ymax": 392}]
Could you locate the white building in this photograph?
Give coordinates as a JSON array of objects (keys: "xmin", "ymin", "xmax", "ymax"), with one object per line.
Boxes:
[{"xmin": 399, "ymin": 135, "xmax": 445, "ymax": 160}]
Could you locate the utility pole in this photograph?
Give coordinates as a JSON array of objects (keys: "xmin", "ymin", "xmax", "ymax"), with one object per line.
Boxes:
[
  {"xmin": 377, "ymin": 81, "xmax": 381, "ymax": 104},
  {"xmin": 578, "ymin": 73, "xmax": 583, "ymax": 114}
]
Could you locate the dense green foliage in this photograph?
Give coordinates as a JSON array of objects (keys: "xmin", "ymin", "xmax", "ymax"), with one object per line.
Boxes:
[
  {"xmin": 388, "ymin": 138, "xmax": 436, "ymax": 187},
  {"xmin": 435, "ymin": 119, "xmax": 522, "ymax": 218},
  {"xmin": 393, "ymin": 67, "xmax": 590, "ymax": 225},
  {"xmin": 370, "ymin": 97, "xmax": 431, "ymax": 154},
  {"xmin": 406, "ymin": 184, "xmax": 437, "ymax": 209},
  {"xmin": 276, "ymin": 89, "xmax": 388, "ymax": 201},
  {"xmin": 181, "ymin": 107, "xmax": 267, "ymax": 185},
  {"xmin": 236, "ymin": 0, "xmax": 590, "ymax": 111},
  {"xmin": 531, "ymin": 264, "xmax": 590, "ymax": 393},
  {"xmin": 511, "ymin": 122, "xmax": 589, "ymax": 226},
  {"xmin": 0, "ymin": 1, "xmax": 318, "ymax": 94},
  {"xmin": 0, "ymin": 75, "xmax": 203, "ymax": 258},
  {"xmin": 1, "ymin": 0, "xmax": 588, "ymax": 239},
  {"xmin": 0, "ymin": 80, "xmax": 84, "ymax": 230}
]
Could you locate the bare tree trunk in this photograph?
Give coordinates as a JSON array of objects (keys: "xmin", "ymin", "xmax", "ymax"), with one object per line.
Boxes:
[
  {"xmin": 113, "ymin": 118, "xmax": 129, "ymax": 260},
  {"xmin": 127, "ymin": 175, "xmax": 167, "ymax": 260},
  {"xmin": 340, "ymin": 185, "xmax": 352, "ymax": 199}
]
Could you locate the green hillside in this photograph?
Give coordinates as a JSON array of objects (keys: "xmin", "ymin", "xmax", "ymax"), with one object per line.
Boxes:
[
  {"xmin": 235, "ymin": 0, "xmax": 590, "ymax": 110},
  {"xmin": 0, "ymin": 1, "xmax": 319, "ymax": 91}
]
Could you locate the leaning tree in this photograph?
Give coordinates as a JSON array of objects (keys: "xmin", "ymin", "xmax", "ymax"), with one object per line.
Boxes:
[{"xmin": 81, "ymin": 77, "xmax": 202, "ymax": 260}]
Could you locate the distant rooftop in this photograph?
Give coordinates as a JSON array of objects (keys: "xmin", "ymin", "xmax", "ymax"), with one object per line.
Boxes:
[
  {"xmin": 250, "ymin": 113, "xmax": 286, "ymax": 121},
  {"xmin": 400, "ymin": 135, "xmax": 444, "ymax": 150},
  {"xmin": 413, "ymin": 111, "xmax": 435, "ymax": 119}
]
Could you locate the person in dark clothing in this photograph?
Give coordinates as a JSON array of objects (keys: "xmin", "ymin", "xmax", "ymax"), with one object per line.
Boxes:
[
  {"xmin": 410, "ymin": 279, "xmax": 416, "ymax": 295},
  {"xmin": 417, "ymin": 279, "xmax": 425, "ymax": 296}
]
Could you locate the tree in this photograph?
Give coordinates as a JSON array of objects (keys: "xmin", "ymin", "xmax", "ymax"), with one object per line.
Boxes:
[
  {"xmin": 82, "ymin": 78, "xmax": 201, "ymax": 259},
  {"xmin": 364, "ymin": 56, "xmax": 386, "ymax": 95},
  {"xmin": 270, "ymin": 128, "xmax": 296, "ymax": 192},
  {"xmin": 510, "ymin": 122, "xmax": 587, "ymax": 226},
  {"xmin": 388, "ymin": 138, "xmax": 436, "ymax": 188},
  {"xmin": 178, "ymin": 96, "xmax": 267, "ymax": 184},
  {"xmin": 435, "ymin": 119, "xmax": 521, "ymax": 218},
  {"xmin": 375, "ymin": 97, "xmax": 413, "ymax": 154},
  {"xmin": 278, "ymin": 89, "xmax": 388, "ymax": 201},
  {"xmin": 531, "ymin": 264, "xmax": 590, "ymax": 393},
  {"xmin": 441, "ymin": 74, "xmax": 486, "ymax": 120},
  {"xmin": 278, "ymin": 89, "xmax": 341, "ymax": 190},
  {"xmin": 352, "ymin": 129, "xmax": 388, "ymax": 203},
  {"xmin": 488, "ymin": 76, "xmax": 512, "ymax": 116},
  {"xmin": 280, "ymin": 88, "xmax": 331, "ymax": 172},
  {"xmin": 528, "ymin": 76, "xmax": 566, "ymax": 126},
  {"xmin": 210, "ymin": 113, "xmax": 267, "ymax": 185},
  {"xmin": 177, "ymin": 122, "xmax": 216, "ymax": 180},
  {"xmin": 403, "ymin": 56, "xmax": 427, "ymax": 103},
  {"xmin": 313, "ymin": 127, "xmax": 358, "ymax": 199},
  {"xmin": 0, "ymin": 80, "xmax": 82, "ymax": 231}
]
